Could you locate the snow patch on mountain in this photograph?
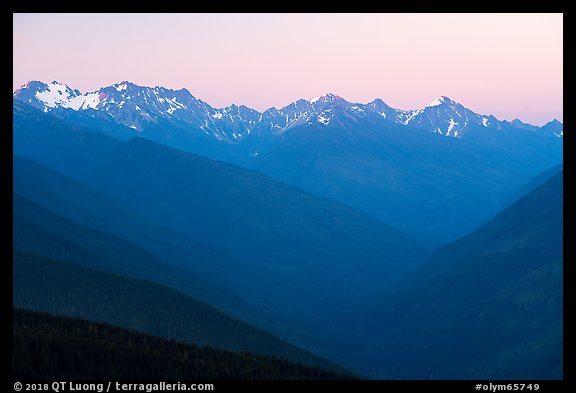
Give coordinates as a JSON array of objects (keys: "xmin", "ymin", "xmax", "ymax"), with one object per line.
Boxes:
[
  {"xmin": 34, "ymin": 81, "xmax": 80, "ymax": 109},
  {"xmin": 80, "ymin": 92, "xmax": 103, "ymax": 110},
  {"xmin": 427, "ymin": 97, "xmax": 445, "ymax": 107},
  {"xmin": 317, "ymin": 112, "xmax": 332, "ymax": 125},
  {"xmin": 446, "ymin": 118, "xmax": 458, "ymax": 136},
  {"xmin": 403, "ymin": 110, "xmax": 420, "ymax": 125}
]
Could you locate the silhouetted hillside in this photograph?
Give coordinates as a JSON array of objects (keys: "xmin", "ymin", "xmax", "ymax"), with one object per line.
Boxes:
[
  {"xmin": 14, "ymin": 308, "xmax": 355, "ymax": 380},
  {"xmin": 13, "ymin": 251, "xmax": 341, "ymax": 371}
]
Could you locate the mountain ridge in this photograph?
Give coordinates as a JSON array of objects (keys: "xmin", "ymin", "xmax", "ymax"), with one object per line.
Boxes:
[
  {"xmin": 346, "ymin": 171, "xmax": 563, "ymax": 378},
  {"xmin": 14, "ymin": 80, "xmax": 562, "ymax": 143},
  {"xmin": 13, "ymin": 251, "xmax": 345, "ymax": 372},
  {"xmin": 14, "ymin": 308, "xmax": 353, "ymax": 380}
]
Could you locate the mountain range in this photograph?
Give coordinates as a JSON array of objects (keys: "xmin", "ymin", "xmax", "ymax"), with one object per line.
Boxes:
[
  {"xmin": 14, "ymin": 80, "xmax": 563, "ymax": 143},
  {"xmin": 12, "ymin": 81, "xmax": 564, "ymax": 379},
  {"xmin": 13, "ymin": 81, "xmax": 563, "ymax": 247},
  {"xmin": 12, "ymin": 113, "xmax": 426, "ymax": 347}
]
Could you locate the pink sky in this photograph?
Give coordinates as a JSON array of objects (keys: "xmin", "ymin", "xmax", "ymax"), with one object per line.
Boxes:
[{"xmin": 13, "ymin": 13, "xmax": 562, "ymax": 125}]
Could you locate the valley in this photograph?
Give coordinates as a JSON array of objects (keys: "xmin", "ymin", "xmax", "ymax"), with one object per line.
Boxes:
[{"xmin": 12, "ymin": 81, "xmax": 563, "ymax": 379}]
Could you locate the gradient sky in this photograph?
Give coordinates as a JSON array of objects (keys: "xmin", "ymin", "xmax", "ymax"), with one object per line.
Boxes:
[{"xmin": 13, "ymin": 13, "xmax": 562, "ymax": 125}]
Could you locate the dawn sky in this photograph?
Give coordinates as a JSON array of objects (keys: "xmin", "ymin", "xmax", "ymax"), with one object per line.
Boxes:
[{"xmin": 13, "ymin": 13, "xmax": 562, "ymax": 125}]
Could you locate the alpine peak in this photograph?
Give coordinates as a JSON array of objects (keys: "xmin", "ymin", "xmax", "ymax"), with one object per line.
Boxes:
[
  {"xmin": 111, "ymin": 81, "xmax": 135, "ymax": 91},
  {"xmin": 426, "ymin": 96, "xmax": 456, "ymax": 108},
  {"xmin": 309, "ymin": 93, "xmax": 343, "ymax": 104}
]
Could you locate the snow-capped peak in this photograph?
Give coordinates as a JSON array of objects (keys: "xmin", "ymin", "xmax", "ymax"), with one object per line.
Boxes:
[
  {"xmin": 32, "ymin": 81, "xmax": 82, "ymax": 109},
  {"xmin": 426, "ymin": 97, "xmax": 445, "ymax": 107},
  {"xmin": 309, "ymin": 93, "xmax": 342, "ymax": 104},
  {"xmin": 426, "ymin": 96, "xmax": 456, "ymax": 108}
]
